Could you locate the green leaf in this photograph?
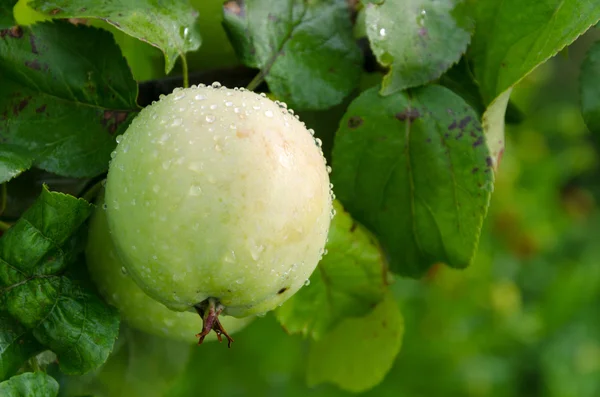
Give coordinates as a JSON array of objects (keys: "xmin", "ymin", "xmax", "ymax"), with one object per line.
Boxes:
[
  {"xmin": 439, "ymin": 58, "xmax": 525, "ymax": 127},
  {"xmin": 439, "ymin": 58, "xmax": 485, "ymax": 116},
  {"xmin": 364, "ymin": 0, "xmax": 472, "ymax": 95},
  {"xmin": 0, "ymin": 145, "xmax": 34, "ymax": 184},
  {"xmin": 0, "ymin": 312, "xmax": 43, "ymax": 381},
  {"xmin": 472, "ymin": 0, "xmax": 600, "ymax": 105},
  {"xmin": 0, "ymin": 187, "xmax": 119, "ymax": 375},
  {"xmin": 0, "ymin": 0, "xmax": 16, "ymax": 28},
  {"xmin": 581, "ymin": 41, "xmax": 600, "ymax": 134},
  {"xmin": 223, "ymin": 0, "xmax": 362, "ymax": 110},
  {"xmin": 0, "ymin": 372, "xmax": 58, "ymax": 397},
  {"xmin": 30, "ymin": 0, "xmax": 201, "ymax": 73},
  {"xmin": 306, "ymin": 292, "xmax": 403, "ymax": 393},
  {"xmin": 332, "ymin": 85, "xmax": 493, "ymax": 277},
  {"xmin": 0, "ymin": 21, "xmax": 138, "ymax": 178},
  {"xmin": 275, "ymin": 200, "xmax": 388, "ymax": 340},
  {"xmin": 472, "ymin": 1, "xmax": 600, "ymax": 170},
  {"xmin": 1, "ymin": 169, "xmax": 90, "ymax": 220},
  {"xmin": 88, "ymin": 19, "xmax": 165, "ymax": 83}
]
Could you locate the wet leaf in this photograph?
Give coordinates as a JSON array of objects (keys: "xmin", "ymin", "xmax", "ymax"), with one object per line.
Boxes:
[
  {"xmin": 223, "ymin": 0, "xmax": 362, "ymax": 110},
  {"xmin": 30, "ymin": 0, "xmax": 201, "ymax": 73},
  {"xmin": 364, "ymin": 0, "xmax": 473, "ymax": 95},
  {"xmin": 0, "ymin": 22, "xmax": 138, "ymax": 178}
]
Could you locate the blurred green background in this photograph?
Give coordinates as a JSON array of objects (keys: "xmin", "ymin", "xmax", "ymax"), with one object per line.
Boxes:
[{"xmin": 17, "ymin": 1, "xmax": 596, "ymax": 395}]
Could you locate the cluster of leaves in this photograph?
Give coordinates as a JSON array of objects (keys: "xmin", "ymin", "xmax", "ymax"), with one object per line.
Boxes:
[{"xmin": 1, "ymin": 0, "xmax": 600, "ymax": 395}]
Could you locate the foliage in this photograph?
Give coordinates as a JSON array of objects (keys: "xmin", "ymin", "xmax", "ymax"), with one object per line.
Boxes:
[{"xmin": 1, "ymin": 0, "xmax": 600, "ymax": 395}]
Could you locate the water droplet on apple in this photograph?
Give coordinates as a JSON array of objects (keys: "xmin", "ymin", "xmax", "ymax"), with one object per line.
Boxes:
[{"xmin": 189, "ymin": 184, "xmax": 202, "ymax": 196}]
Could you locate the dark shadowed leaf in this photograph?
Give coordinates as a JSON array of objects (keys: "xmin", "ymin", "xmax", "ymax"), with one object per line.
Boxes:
[
  {"xmin": 0, "ymin": 312, "xmax": 43, "ymax": 381},
  {"xmin": 30, "ymin": 0, "xmax": 201, "ymax": 73},
  {"xmin": 440, "ymin": 58, "xmax": 524, "ymax": 126},
  {"xmin": 0, "ymin": 0, "xmax": 16, "ymax": 29},
  {"xmin": 581, "ymin": 41, "xmax": 600, "ymax": 134},
  {"xmin": 60, "ymin": 327, "xmax": 192, "ymax": 397},
  {"xmin": 439, "ymin": 58, "xmax": 486, "ymax": 116},
  {"xmin": 364, "ymin": 0, "xmax": 472, "ymax": 95},
  {"xmin": 223, "ymin": 0, "xmax": 362, "ymax": 110},
  {"xmin": 0, "ymin": 372, "xmax": 59, "ymax": 397},
  {"xmin": 276, "ymin": 200, "xmax": 388, "ymax": 340},
  {"xmin": 0, "ymin": 187, "xmax": 119, "ymax": 375},
  {"xmin": 222, "ymin": 0, "xmax": 257, "ymax": 69},
  {"xmin": 332, "ymin": 85, "xmax": 493, "ymax": 277},
  {"xmin": 0, "ymin": 145, "xmax": 34, "ymax": 183},
  {"xmin": 0, "ymin": 21, "xmax": 138, "ymax": 178},
  {"xmin": 1, "ymin": 169, "xmax": 90, "ymax": 221}
]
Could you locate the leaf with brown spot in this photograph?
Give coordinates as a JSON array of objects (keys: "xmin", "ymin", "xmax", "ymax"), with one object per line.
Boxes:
[
  {"xmin": 0, "ymin": 21, "xmax": 138, "ymax": 178},
  {"xmin": 347, "ymin": 116, "xmax": 363, "ymax": 128},
  {"xmin": 395, "ymin": 108, "xmax": 420, "ymax": 122},
  {"xmin": 24, "ymin": 59, "xmax": 41, "ymax": 70},
  {"xmin": 332, "ymin": 85, "xmax": 493, "ymax": 277},
  {"xmin": 0, "ymin": 25, "xmax": 22, "ymax": 38}
]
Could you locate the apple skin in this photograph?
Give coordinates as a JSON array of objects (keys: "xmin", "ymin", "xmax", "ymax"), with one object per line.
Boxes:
[
  {"xmin": 104, "ymin": 85, "xmax": 332, "ymax": 317},
  {"xmin": 86, "ymin": 193, "xmax": 254, "ymax": 343}
]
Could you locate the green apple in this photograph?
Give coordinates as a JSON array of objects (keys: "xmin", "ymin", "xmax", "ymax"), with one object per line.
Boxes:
[
  {"xmin": 104, "ymin": 84, "xmax": 332, "ymax": 344},
  {"xmin": 86, "ymin": 192, "xmax": 254, "ymax": 344}
]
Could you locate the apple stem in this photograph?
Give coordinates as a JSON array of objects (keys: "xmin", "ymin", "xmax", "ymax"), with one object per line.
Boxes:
[{"xmin": 194, "ymin": 298, "xmax": 234, "ymax": 348}]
